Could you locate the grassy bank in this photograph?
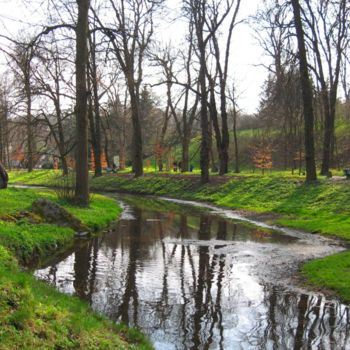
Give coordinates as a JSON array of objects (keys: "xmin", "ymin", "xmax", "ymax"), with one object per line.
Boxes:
[
  {"xmin": 9, "ymin": 170, "xmax": 350, "ymax": 239},
  {"xmin": 8, "ymin": 170, "xmax": 350, "ymax": 302},
  {"xmin": 0, "ymin": 186, "xmax": 152, "ymax": 349}
]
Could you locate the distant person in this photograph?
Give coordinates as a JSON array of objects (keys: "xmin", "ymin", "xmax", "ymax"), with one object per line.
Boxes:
[
  {"xmin": 0, "ymin": 161, "xmax": 8, "ymax": 189},
  {"xmin": 173, "ymin": 161, "xmax": 178, "ymax": 172},
  {"xmin": 190, "ymin": 164, "xmax": 194, "ymax": 172}
]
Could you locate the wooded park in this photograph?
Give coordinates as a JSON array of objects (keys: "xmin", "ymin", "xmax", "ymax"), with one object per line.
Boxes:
[{"xmin": 0, "ymin": 0, "xmax": 350, "ymax": 349}]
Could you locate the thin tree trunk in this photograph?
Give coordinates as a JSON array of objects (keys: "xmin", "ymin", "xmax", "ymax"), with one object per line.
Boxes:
[
  {"xmin": 199, "ymin": 60, "xmax": 210, "ymax": 183},
  {"xmin": 25, "ymin": 78, "xmax": 34, "ymax": 172},
  {"xmin": 232, "ymin": 106, "xmax": 239, "ymax": 173},
  {"xmin": 182, "ymin": 134, "xmax": 190, "ymax": 173}
]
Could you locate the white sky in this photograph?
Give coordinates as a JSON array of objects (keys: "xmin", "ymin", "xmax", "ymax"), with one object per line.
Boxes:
[{"xmin": 0, "ymin": 0, "xmax": 268, "ymax": 114}]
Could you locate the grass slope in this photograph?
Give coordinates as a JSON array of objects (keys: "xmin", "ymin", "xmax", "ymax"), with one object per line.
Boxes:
[{"xmin": 0, "ymin": 186, "xmax": 152, "ymax": 349}]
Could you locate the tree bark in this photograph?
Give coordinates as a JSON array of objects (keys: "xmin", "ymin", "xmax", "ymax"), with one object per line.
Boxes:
[
  {"xmin": 291, "ymin": 0, "xmax": 317, "ymax": 182},
  {"xmin": 88, "ymin": 31, "xmax": 102, "ymax": 177},
  {"xmin": 24, "ymin": 76, "xmax": 34, "ymax": 172},
  {"xmin": 74, "ymin": 0, "xmax": 90, "ymax": 206},
  {"xmin": 232, "ymin": 105, "xmax": 239, "ymax": 173},
  {"xmin": 128, "ymin": 86, "xmax": 143, "ymax": 177}
]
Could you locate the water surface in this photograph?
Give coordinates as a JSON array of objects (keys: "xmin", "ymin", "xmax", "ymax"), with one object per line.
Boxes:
[{"xmin": 35, "ymin": 195, "xmax": 350, "ymax": 349}]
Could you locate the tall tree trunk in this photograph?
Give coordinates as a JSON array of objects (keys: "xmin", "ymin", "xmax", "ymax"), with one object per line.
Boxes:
[
  {"xmin": 54, "ymin": 96, "xmax": 68, "ymax": 176},
  {"xmin": 319, "ymin": 86, "xmax": 332, "ymax": 175},
  {"xmin": 158, "ymin": 104, "xmax": 170, "ymax": 172},
  {"xmin": 181, "ymin": 133, "xmax": 190, "ymax": 173},
  {"xmin": 129, "ymin": 88, "xmax": 143, "ymax": 177},
  {"xmin": 199, "ymin": 60, "xmax": 210, "ymax": 184},
  {"xmin": 25, "ymin": 78, "xmax": 34, "ymax": 172},
  {"xmin": 75, "ymin": 0, "xmax": 90, "ymax": 206},
  {"xmin": 208, "ymin": 80, "xmax": 223, "ymax": 174},
  {"xmin": 220, "ymin": 102, "xmax": 229, "ymax": 175},
  {"xmin": 232, "ymin": 106, "xmax": 239, "ymax": 173},
  {"xmin": 291, "ymin": 0, "xmax": 317, "ymax": 182},
  {"xmin": 89, "ymin": 32, "xmax": 102, "ymax": 177}
]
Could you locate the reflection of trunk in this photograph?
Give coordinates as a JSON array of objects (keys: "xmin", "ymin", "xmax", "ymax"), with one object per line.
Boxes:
[
  {"xmin": 191, "ymin": 215, "xmax": 211, "ymax": 349},
  {"xmin": 216, "ymin": 221, "xmax": 227, "ymax": 241},
  {"xmin": 117, "ymin": 208, "xmax": 141, "ymax": 326},
  {"xmin": 293, "ymin": 294, "xmax": 308, "ymax": 349},
  {"xmin": 307, "ymin": 296, "xmax": 322, "ymax": 348},
  {"xmin": 87, "ymin": 238, "xmax": 99, "ymax": 304},
  {"xmin": 267, "ymin": 286, "xmax": 277, "ymax": 346},
  {"xmin": 73, "ymin": 242, "xmax": 92, "ymax": 299}
]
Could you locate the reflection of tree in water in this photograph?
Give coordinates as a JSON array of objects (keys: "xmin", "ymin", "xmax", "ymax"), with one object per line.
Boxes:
[
  {"xmin": 244, "ymin": 285, "xmax": 350, "ymax": 349},
  {"xmin": 190, "ymin": 216, "xmax": 226, "ymax": 349},
  {"xmin": 73, "ymin": 240, "xmax": 93, "ymax": 299},
  {"xmin": 38, "ymin": 203, "xmax": 350, "ymax": 349},
  {"xmin": 117, "ymin": 207, "xmax": 142, "ymax": 326}
]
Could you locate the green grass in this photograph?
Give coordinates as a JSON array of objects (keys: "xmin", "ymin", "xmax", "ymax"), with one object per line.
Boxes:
[
  {"xmin": 0, "ymin": 188, "xmax": 122, "ymax": 262},
  {"xmin": 302, "ymin": 251, "xmax": 350, "ymax": 302},
  {"xmin": 0, "ymin": 186, "xmax": 151, "ymax": 349},
  {"xmin": 0, "ymin": 262, "xmax": 152, "ymax": 349},
  {"xmin": 9, "ymin": 170, "xmax": 349, "ymax": 240}
]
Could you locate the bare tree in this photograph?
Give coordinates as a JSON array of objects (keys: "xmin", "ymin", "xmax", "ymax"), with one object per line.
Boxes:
[
  {"xmin": 1, "ymin": 37, "xmax": 38, "ymax": 171},
  {"xmin": 291, "ymin": 0, "xmax": 317, "ymax": 182},
  {"xmin": 33, "ymin": 37, "xmax": 75, "ymax": 175},
  {"xmin": 301, "ymin": 0, "xmax": 350, "ymax": 175},
  {"xmin": 75, "ymin": 0, "xmax": 90, "ymax": 205},
  {"xmin": 153, "ymin": 39, "xmax": 199, "ymax": 172},
  {"xmin": 92, "ymin": 0, "xmax": 164, "ymax": 177},
  {"xmin": 207, "ymin": 0, "xmax": 241, "ymax": 175}
]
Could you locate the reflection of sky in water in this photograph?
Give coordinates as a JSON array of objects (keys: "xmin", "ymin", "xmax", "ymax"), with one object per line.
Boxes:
[{"xmin": 35, "ymin": 197, "xmax": 350, "ymax": 350}]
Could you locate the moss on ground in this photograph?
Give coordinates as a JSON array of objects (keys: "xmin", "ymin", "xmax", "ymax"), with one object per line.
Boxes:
[{"xmin": 0, "ymin": 186, "xmax": 152, "ymax": 349}]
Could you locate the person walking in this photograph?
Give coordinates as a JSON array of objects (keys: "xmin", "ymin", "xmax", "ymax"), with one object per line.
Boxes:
[{"xmin": 0, "ymin": 162, "xmax": 8, "ymax": 189}]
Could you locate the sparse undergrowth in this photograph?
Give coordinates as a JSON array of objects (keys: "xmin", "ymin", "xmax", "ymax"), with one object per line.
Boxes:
[
  {"xmin": 8, "ymin": 169, "xmax": 350, "ymax": 303},
  {"xmin": 0, "ymin": 186, "xmax": 152, "ymax": 350}
]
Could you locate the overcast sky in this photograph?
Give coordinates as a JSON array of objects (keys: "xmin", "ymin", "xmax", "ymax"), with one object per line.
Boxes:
[{"xmin": 0, "ymin": 0, "xmax": 268, "ymax": 114}]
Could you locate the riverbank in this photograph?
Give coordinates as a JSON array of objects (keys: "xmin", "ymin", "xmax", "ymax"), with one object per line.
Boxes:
[
  {"xmin": 0, "ymin": 186, "xmax": 152, "ymax": 349},
  {"xmin": 8, "ymin": 170, "xmax": 350, "ymax": 302}
]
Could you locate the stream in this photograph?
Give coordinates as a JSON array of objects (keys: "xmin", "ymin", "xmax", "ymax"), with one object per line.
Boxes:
[{"xmin": 34, "ymin": 194, "xmax": 350, "ymax": 349}]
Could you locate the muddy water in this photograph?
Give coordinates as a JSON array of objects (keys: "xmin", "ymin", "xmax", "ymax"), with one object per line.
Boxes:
[{"xmin": 34, "ymin": 195, "xmax": 350, "ymax": 349}]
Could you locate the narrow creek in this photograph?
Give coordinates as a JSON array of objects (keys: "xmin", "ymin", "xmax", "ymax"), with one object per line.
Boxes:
[{"xmin": 34, "ymin": 194, "xmax": 350, "ymax": 349}]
